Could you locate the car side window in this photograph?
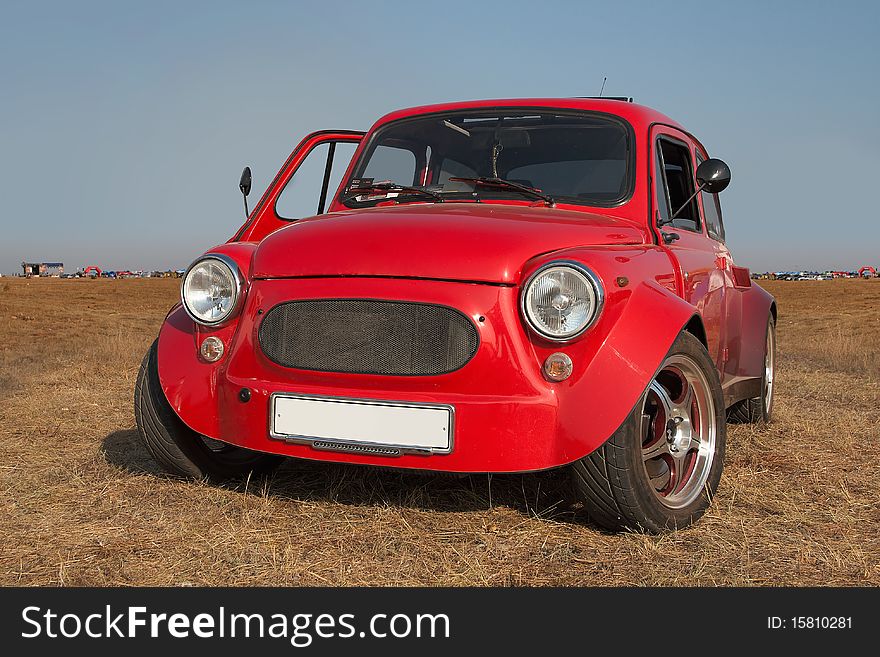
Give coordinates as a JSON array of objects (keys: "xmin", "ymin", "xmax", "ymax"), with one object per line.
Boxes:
[
  {"xmin": 657, "ymin": 138, "xmax": 701, "ymax": 233},
  {"xmin": 696, "ymin": 153, "xmax": 725, "ymax": 242},
  {"xmin": 276, "ymin": 141, "xmax": 358, "ymax": 220}
]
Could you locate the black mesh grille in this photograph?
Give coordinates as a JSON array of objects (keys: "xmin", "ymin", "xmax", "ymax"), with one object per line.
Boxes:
[{"xmin": 258, "ymin": 299, "xmax": 479, "ymax": 375}]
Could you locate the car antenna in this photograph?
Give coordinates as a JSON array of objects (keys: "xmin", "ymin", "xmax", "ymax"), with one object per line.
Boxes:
[{"xmin": 599, "ymin": 76, "xmax": 607, "ymax": 97}]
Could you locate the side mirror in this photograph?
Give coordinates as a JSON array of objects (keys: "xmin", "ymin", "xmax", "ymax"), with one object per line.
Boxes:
[
  {"xmin": 239, "ymin": 166, "xmax": 252, "ymax": 197},
  {"xmin": 696, "ymin": 158, "xmax": 731, "ymax": 194},
  {"xmin": 663, "ymin": 158, "xmax": 731, "ymax": 225},
  {"xmin": 239, "ymin": 166, "xmax": 252, "ymax": 217}
]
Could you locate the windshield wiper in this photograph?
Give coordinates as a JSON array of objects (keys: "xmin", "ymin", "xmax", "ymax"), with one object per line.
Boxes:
[
  {"xmin": 448, "ymin": 177, "xmax": 556, "ymax": 207},
  {"xmin": 342, "ymin": 181, "xmax": 444, "ymax": 204}
]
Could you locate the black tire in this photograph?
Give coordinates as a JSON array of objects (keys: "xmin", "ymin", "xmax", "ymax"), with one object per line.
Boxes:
[
  {"xmin": 726, "ymin": 398, "xmax": 762, "ymax": 424},
  {"xmin": 571, "ymin": 331, "xmax": 726, "ymax": 533},
  {"xmin": 134, "ymin": 340, "xmax": 281, "ymax": 481},
  {"xmin": 727, "ymin": 315, "xmax": 776, "ymax": 424}
]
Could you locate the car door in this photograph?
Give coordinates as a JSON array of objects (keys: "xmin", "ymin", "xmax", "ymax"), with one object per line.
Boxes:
[
  {"xmin": 234, "ymin": 130, "xmax": 363, "ymax": 243},
  {"xmin": 651, "ymin": 126, "xmax": 727, "ymax": 373}
]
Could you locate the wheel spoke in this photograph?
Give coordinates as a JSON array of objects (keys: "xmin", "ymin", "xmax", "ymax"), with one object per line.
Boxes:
[
  {"xmin": 640, "ymin": 404, "xmax": 671, "ymax": 463},
  {"xmin": 642, "ymin": 433, "xmax": 670, "ymax": 461},
  {"xmin": 643, "ymin": 383, "xmax": 675, "ymax": 462},
  {"xmin": 646, "ymin": 459, "xmax": 671, "ymax": 491},
  {"xmin": 642, "ymin": 450, "xmax": 673, "ymax": 491},
  {"xmin": 650, "ymin": 380, "xmax": 675, "ymax": 418},
  {"xmin": 671, "ymin": 450, "xmax": 693, "ymax": 492},
  {"xmin": 679, "ymin": 380, "xmax": 695, "ymax": 414}
]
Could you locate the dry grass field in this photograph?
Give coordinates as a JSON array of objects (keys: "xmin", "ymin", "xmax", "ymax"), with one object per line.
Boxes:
[{"xmin": 0, "ymin": 277, "xmax": 877, "ymax": 586}]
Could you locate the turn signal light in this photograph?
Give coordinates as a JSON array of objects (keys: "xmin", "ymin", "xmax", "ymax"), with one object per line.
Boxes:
[
  {"xmin": 543, "ymin": 352, "xmax": 573, "ymax": 382},
  {"xmin": 200, "ymin": 336, "xmax": 225, "ymax": 362}
]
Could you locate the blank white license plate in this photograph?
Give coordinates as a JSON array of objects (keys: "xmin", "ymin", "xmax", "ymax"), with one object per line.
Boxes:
[{"xmin": 270, "ymin": 394, "xmax": 453, "ymax": 453}]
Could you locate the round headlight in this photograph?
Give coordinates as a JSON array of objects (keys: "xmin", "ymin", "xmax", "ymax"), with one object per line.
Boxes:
[
  {"xmin": 181, "ymin": 255, "xmax": 242, "ymax": 325},
  {"xmin": 522, "ymin": 263, "xmax": 603, "ymax": 340}
]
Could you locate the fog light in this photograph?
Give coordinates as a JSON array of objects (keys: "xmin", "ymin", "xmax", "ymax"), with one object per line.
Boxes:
[
  {"xmin": 200, "ymin": 336, "xmax": 225, "ymax": 362},
  {"xmin": 543, "ymin": 352, "xmax": 573, "ymax": 382}
]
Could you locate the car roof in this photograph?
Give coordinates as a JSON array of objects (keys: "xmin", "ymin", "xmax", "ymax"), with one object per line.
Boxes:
[{"xmin": 371, "ymin": 98, "xmax": 685, "ymax": 134}]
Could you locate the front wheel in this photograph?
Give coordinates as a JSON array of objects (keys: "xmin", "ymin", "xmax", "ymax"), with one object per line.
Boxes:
[
  {"xmin": 571, "ymin": 331, "xmax": 726, "ymax": 533},
  {"xmin": 134, "ymin": 340, "xmax": 281, "ymax": 482}
]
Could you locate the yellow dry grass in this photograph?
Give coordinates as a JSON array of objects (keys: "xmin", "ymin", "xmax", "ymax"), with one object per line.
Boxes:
[{"xmin": 0, "ymin": 277, "xmax": 877, "ymax": 586}]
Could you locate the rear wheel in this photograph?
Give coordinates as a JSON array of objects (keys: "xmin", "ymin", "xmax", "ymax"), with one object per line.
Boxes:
[
  {"xmin": 134, "ymin": 340, "xmax": 281, "ymax": 481},
  {"xmin": 571, "ymin": 331, "xmax": 726, "ymax": 532},
  {"xmin": 727, "ymin": 316, "xmax": 776, "ymax": 424}
]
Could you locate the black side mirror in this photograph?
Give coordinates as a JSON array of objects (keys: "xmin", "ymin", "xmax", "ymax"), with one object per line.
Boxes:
[
  {"xmin": 663, "ymin": 157, "xmax": 731, "ymax": 226},
  {"xmin": 239, "ymin": 166, "xmax": 252, "ymax": 197},
  {"xmin": 696, "ymin": 158, "xmax": 731, "ymax": 194},
  {"xmin": 239, "ymin": 166, "xmax": 252, "ymax": 217}
]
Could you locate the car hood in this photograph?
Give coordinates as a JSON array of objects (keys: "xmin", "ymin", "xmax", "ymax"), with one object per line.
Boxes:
[{"xmin": 250, "ymin": 203, "xmax": 647, "ymax": 284}]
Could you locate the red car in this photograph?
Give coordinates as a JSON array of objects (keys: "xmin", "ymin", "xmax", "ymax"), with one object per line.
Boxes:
[{"xmin": 135, "ymin": 98, "xmax": 776, "ymax": 532}]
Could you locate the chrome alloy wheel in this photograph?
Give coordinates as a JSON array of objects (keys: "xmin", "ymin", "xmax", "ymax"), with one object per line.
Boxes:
[
  {"xmin": 640, "ymin": 354, "xmax": 717, "ymax": 509},
  {"xmin": 764, "ymin": 323, "xmax": 776, "ymax": 416}
]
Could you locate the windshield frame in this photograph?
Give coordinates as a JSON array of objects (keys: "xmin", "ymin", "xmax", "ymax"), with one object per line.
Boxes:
[{"xmin": 338, "ymin": 107, "xmax": 636, "ymax": 210}]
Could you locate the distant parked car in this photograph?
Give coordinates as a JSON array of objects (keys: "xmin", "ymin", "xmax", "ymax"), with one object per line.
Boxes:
[{"xmin": 136, "ymin": 98, "xmax": 776, "ymax": 533}]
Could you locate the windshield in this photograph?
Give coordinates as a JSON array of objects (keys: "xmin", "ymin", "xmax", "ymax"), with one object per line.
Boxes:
[{"xmin": 341, "ymin": 109, "xmax": 633, "ymax": 208}]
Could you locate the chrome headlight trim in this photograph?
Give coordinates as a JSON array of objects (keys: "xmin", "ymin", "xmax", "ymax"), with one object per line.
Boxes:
[
  {"xmin": 520, "ymin": 260, "xmax": 605, "ymax": 342},
  {"xmin": 180, "ymin": 253, "xmax": 245, "ymax": 327}
]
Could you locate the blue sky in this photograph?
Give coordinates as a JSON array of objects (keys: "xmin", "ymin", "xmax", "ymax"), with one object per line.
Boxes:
[{"xmin": 1, "ymin": 0, "xmax": 878, "ymax": 274}]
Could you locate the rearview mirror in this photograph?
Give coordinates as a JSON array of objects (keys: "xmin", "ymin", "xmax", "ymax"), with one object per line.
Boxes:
[
  {"xmin": 499, "ymin": 129, "xmax": 531, "ymax": 148},
  {"xmin": 696, "ymin": 158, "xmax": 731, "ymax": 194}
]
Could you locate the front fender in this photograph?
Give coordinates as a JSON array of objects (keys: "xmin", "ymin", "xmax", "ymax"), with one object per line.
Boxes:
[
  {"xmin": 157, "ymin": 305, "xmax": 224, "ymax": 438},
  {"xmin": 551, "ymin": 278, "xmax": 701, "ymax": 460},
  {"xmin": 156, "ymin": 242, "xmax": 258, "ymax": 438}
]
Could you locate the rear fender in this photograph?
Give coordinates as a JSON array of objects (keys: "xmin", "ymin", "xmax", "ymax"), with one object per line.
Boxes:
[{"xmin": 731, "ymin": 283, "xmax": 775, "ymax": 381}]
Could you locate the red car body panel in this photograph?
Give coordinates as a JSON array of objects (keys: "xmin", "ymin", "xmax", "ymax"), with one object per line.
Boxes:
[{"xmin": 157, "ymin": 98, "xmax": 775, "ymax": 473}]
